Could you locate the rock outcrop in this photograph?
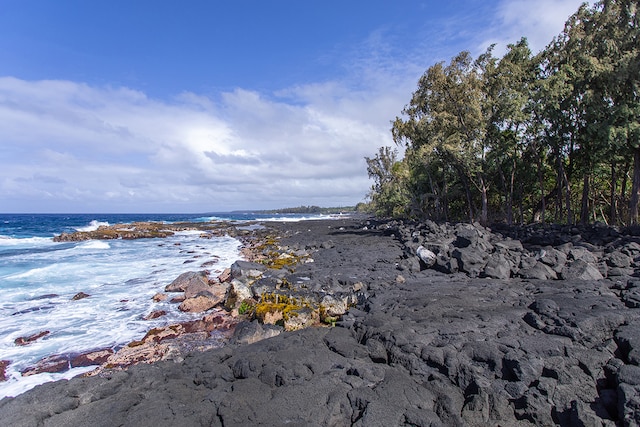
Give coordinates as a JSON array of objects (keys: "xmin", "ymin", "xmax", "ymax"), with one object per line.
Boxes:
[{"xmin": 2, "ymin": 218, "xmax": 639, "ymax": 426}]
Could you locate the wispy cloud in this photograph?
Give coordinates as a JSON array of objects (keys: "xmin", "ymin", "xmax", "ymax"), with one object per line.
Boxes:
[
  {"xmin": 0, "ymin": 1, "xmax": 588, "ymax": 213},
  {"xmin": 0, "ymin": 76, "xmax": 400, "ymax": 212},
  {"xmin": 480, "ymin": 0, "xmax": 589, "ymax": 54}
]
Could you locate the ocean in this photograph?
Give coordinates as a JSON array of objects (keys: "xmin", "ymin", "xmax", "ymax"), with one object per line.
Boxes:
[{"xmin": 0, "ymin": 212, "xmax": 330, "ymax": 399}]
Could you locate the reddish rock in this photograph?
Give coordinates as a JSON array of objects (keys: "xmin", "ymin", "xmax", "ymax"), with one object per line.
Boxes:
[
  {"xmin": 0, "ymin": 360, "xmax": 9, "ymax": 381},
  {"xmin": 181, "ymin": 312, "xmax": 238, "ymax": 334},
  {"xmin": 165, "ymin": 271, "xmax": 208, "ymax": 292},
  {"xmin": 143, "ymin": 310, "xmax": 167, "ymax": 320},
  {"xmin": 21, "ymin": 355, "xmax": 69, "ymax": 376},
  {"xmin": 72, "ymin": 292, "xmax": 90, "ymax": 300},
  {"xmin": 152, "ymin": 292, "xmax": 168, "ymax": 302},
  {"xmin": 178, "ymin": 294, "xmax": 219, "ymax": 313},
  {"xmin": 218, "ymin": 268, "xmax": 232, "ymax": 283},
  {"xmin": 183, "ymin": 279, "xmax": 212, "ymax": 299},
  {"xmin": 170, "ymin": 295, "xmax": 186, "ymax": 303},
  {"xmin": 71, "ymin": 349, "xmax": 114, "ymax": 367},
  {"xmin": 139, "ymin": 325, "xmax": 182, "ymax": 344},
  {"xmin": 200, "ymin": 259, "xmax": 219, "ymax": 268},
  {"xmin": 14, "ymin": 330, "xmax": 50, "ymax": 346}
]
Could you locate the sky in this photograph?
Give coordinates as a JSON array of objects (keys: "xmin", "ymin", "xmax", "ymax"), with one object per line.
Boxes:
[{"xmin": 0, "ymin": 0, "xmax": 589, "ymax": 213}]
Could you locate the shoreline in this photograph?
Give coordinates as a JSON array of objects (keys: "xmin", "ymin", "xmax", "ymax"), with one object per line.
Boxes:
[
  {"xmin": 1, "ymin": 217, "xmax": 639, "ymax": 425},
  {"xmin": 1, "ymin": 216, "xmax": 354, "ymax": 395}
]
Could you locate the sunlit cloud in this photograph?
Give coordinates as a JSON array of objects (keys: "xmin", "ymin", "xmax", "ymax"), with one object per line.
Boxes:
[
  {"xmin": 0, "ymin": 76, "xmax": 396, "ymax": 212},
  {"xmin": 0, "ymin": 1, "xmax": 589, "ymax": 213},
  {"xmin": 480, "ymin": 0, "xmax": 589, "ymax": 54}
]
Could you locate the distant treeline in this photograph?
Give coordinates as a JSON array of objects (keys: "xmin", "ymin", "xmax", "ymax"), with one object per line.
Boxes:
[
  {"xmin": 253, "ymin": 205, "xmax": 362, "ymax": 215},
  {"xmin": 366, "ymin": 0, "xmax": 640, "ymax": 225}
]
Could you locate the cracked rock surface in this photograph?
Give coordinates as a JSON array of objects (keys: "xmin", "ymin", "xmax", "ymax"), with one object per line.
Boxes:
[{"xmin": 1, "ymin": 218, "xmax": 639, "ymax": 426}]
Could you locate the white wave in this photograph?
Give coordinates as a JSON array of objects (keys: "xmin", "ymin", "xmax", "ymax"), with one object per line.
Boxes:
[
  {"xmin": 173, "ymin": 229, "xmax": 205, "ymax": 236},
  {"xmin": 0, "ymin": 236, "xmax": 55, "ymax": 247},
  {"xmin": 78, "ymin": 241, "xmax": 111, "ymax": 250},
  {"xmin": 261, "ymin": 214, "xmax": 343, "ymax": 222},
  {"xmin": 5, "ymin": 265, "xmax": 58, "ymax": 280},
  {"xmin": 192, "ymin": 216, "xmax": 224, "ymax": 222},
  {"xmin": 75, "ymin": 220, "xmax": 109, "ymax": 232},
  {"xmin": 0, "ymin": 365, "xmax": 96, "ymax": 400},
  {"xmin": 0, "ymin": 232, "xmax": 243, "ymax": 398}
]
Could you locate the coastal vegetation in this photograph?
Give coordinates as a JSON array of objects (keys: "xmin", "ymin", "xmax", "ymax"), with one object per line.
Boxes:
[
  {"xmin": 366, "ymin": 0, "xmax": 640, "ymax": 225},
  {"xmin": 247, "ymin": 205, "xmax": 361, "ymax": 215}
]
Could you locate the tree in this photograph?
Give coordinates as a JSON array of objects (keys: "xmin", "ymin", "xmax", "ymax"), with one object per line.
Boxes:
[
  {"xmin": 367, "ymin": 0, "xmax": 639, "ymax": 225},
  {"xmin": 365, "ymin": 146, "xmax": 408, "ymax": 217},
  {"xmin": 484, "ymin": 38, "xmax": 536, "ymax": 224},
  {"xmin": 393, "ymin": 51, "xmax": 490, "ymax": 222}
]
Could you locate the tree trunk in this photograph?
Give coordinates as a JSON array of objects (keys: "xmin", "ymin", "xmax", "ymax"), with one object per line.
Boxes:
[
  {"xmin": 443, "ymin": 169, "xmax": 449, "ymax": 222},
  {"xmin": 537, "ymin": 157, "xmax": 545, "ymax": 224},
  {"xmin": 580, "ymin": 172, "xmax": 590, "ymax": 224},
  {"xmin": 465, "ymin": 183, "xmax": 474, "ymax": 223},
  {"xmin": 478, "ymin": 172, "xmax": 488, "ymax": 225},
  {"xmin": 561, "ymin": 163, "xmax": 573, "ymax": 225},
  {"xmin": 630, "ymin": 146, "xmax": 640, "ymax": 225},
  {"xmin": 610, "ymin": 161, "xmax": 617, "ymax": 224}
]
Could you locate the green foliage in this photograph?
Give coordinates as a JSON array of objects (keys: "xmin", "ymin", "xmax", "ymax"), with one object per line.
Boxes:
[
  {"xmin": 254, "ymin": 206, "xmax": 356, "ymax": 214},
  {"xmin": 238, "ymin": 300, "xmax": 254, "ymax": 315},
  {"xmin": 367, "ymin": 0, "xmax": 640, "ymax": 225}
]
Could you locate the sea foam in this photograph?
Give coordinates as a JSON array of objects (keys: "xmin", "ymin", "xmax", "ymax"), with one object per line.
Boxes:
[{"xmin": 0, "ymin": 231, "xmax": 241, "ymax": 399}]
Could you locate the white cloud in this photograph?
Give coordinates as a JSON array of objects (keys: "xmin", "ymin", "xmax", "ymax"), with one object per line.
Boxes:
[
  {"xmin": 0, "ymin": 76, "xmax": 398, "ymax": 212},
  {"xmin": 480, "ymin": 0, "xmax": 590, "ymax": 54},
  {"xmin": 0, "ymin": 1, "xmax": 591, "ymax": 213}
]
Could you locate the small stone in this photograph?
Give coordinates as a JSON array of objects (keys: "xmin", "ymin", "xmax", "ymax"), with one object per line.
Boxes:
[
  {"xmin": 152, "ymin": 293, "xmax": 168, "ymax": 302},
  {"xmin": 143, "ymin": 310, "xmax": 167, "ymax": 320},
  {"xmin": 21, "ymin": 355, "xmax": 69, "ymax": 376},
  {"xmin": 0, "ymin": 360, "xmax": 9, "ymax": 382},
  {"xmin": 71, "ymin": 349, "xmax": 114, "ymax": 367},
  {"xmin": 72, "ymin": 292, "xmax": 90, "ymax": 300},
  {"xmin": 14, "ymin": 330, "xmax": 50, "ymax": 346}
]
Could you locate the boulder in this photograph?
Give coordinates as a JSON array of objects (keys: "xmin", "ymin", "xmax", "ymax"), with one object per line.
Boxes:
[
  {"xmin": 567, "ymin": 247, "xmax": 600, "ymax": 264},
  {"xmin": 416, "ymin": 245, "xmax": 437, "ymax": 268},
  {"xmin": 561, "ymin": 259, "xmax": 604, "ymax": 281},
  {"xmin": 321, "ymin": 294, "xmax": 349, "ymax": 317},
  {"xmin": 616, "ymin": 324, "xmax": 640, "ymax": 365},
  {"xmin": 224, "ymin": 279, "xmax": 253, "ymax": 310},
  {"xmin": 218, "ymin": 268, "xmax": 232, "ymax": 283},
  {"xmin": 178, "ymin": 292, "xmax": 221, "ymax": 313},
  {"xmin": 230, "ymin": 261, "xmax": 266, "ymax": 282},
  {"xmin": 452, "ymin": 247, "xmax": 487, "ymax": 277},
  {"xmin": 605, "ymin": 250, "xmax": 632, "ymax": 268},
  {"xmin": 283, "ymin": 307, "xmax": 319, "ymax": 331},
  {"xmin": 230, "ymin": 320, "xmax": 282, "ymax": 345},
  {"xmin": 519, "ymin": 261, "xmax": 557, "ymax": 280},
  {"xmin": 183, "ymin": 278, "xmax": 213, "ymax": 299},
  {"xmin": 538, "ymin": 247, "xmax": 568, "ymax": 273},
  {"xmin": 165, "ymin": 271, "xmax": 209, "ymax": 292},
  {"xmin": 454, "ymin": 224, "xmax": 480, "ymax": 248},
  {"xmin": 482, "ymin": 253, "xmax": 512, "ymax": 279}
]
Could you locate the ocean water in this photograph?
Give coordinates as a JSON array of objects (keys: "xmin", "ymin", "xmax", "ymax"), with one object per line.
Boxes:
[{"xmin": 0, "ymin": 212, "xmax": 334, "ymax": 399}]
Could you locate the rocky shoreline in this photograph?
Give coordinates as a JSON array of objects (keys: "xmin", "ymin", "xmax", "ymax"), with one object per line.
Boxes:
[{"xmin": 1, "ymin": 217, "xmax": 639, "ymax": 426}]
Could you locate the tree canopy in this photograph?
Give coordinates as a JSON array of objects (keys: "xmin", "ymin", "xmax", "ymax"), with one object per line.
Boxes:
[{"xmin": 366, "ymin": 0, "xmax": 639, "ymax": 225}]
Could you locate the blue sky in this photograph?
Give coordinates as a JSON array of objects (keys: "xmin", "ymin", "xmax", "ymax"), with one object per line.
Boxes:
[{"xmin": 0, "ymin": 0, "xmax": 587, "ymax": 213}]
